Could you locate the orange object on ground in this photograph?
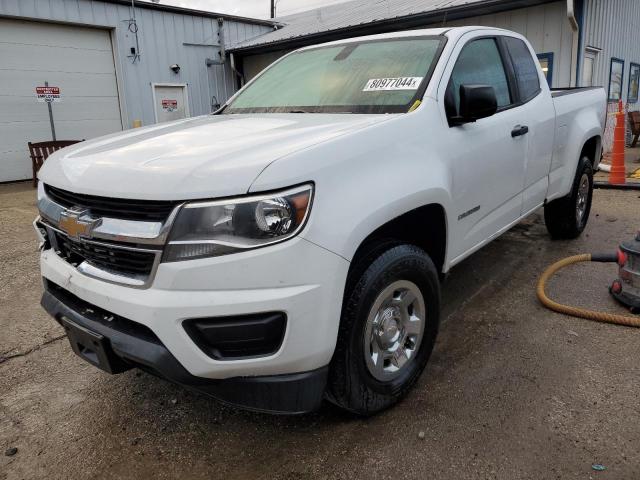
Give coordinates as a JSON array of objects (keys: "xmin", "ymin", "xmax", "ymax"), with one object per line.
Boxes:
[
  {"xmin": 609, "ymin": 100, "xmax": 626, "ymax": 184},
  {"xmin": 537, "ymin": 254, "xmax": 640, "ymax": 327}
]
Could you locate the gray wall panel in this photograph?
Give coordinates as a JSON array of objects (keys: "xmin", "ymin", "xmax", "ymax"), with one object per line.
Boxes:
[
  {"xmin": 581, "ymin": 0, "xmax": 640, "ymax": 151},
  {"xmin": 582, "ymin": 0, "xmax": 640, "ymax": 100},
  {"xmin": 0, "ymin": 0, "xmax": 273, "ymax": 128},
  {"xmin": 242, "ymin": 1, "xmax": 574, "ymax": 88},
  {"xmin": 440, "ymin": 1, "xmax": 574, "ymax": 88}
]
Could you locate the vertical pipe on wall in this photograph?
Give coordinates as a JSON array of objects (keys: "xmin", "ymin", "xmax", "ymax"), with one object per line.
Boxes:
[
  {"xmin": 230, "ymin": 53, "xmax": 244, "ymax": 88},
  {"xmin": 574, "ymin": 0, "xmax": 584, "ymax": 86},
  {"xmin": 567, "ymin": 0, "xmax": 579, "ymax": 87}
]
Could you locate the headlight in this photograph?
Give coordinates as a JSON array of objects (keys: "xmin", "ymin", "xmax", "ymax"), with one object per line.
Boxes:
[{"xmin": 163, "ymin": 184, "xmax": 313, "ymax": 262}]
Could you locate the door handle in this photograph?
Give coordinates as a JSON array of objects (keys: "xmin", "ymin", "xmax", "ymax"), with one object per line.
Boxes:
[{"xmin": 511, "ymin": 125, "xmax": 529, "ymax": 137}]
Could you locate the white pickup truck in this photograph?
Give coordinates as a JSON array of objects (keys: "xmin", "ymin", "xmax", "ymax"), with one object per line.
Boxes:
[{"xmin": 35, "ymin": 26, "xmax": 606, "ymax": 415}]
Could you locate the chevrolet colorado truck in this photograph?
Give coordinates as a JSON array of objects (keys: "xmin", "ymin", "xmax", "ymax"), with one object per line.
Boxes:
[{"xmin": 35, "ymin": 27, "xmax": 606, "ymax": 415}]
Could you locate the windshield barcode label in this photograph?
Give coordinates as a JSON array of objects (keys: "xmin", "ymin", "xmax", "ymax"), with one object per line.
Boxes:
[{"xmin": 363, "ymin": 77, "xmax": 423, "ymax": 91}]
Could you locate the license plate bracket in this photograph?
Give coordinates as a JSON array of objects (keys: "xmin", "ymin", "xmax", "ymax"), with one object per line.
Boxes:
[{"xmin": 60, "ymin": 317, "xmax": 130, "ymax": 374}]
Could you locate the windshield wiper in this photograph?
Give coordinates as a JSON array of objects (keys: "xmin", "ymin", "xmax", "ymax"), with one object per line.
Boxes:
[{"xmin": 287, "ymin": 109, "xmax": 310, "ymax": 113}]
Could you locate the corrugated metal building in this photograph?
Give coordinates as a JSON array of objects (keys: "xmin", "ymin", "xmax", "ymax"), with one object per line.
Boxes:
[
  {"xmin": 580, "ymin": 0, "xmax": 640, "ymax": 148},
  {"xmin": 229, "ymin": 0, "xmax": 640, "ymax": 150},
  {"xmin": 3, "ymin": 0, "xmax": 638, "ymax": 183},
  {"xmin": 0, "ymin": 0, "xmax": 274, "ymax": 182},
  {"xmin": 231, "ymin": 0, "xmax": 581, "ymax": 88},
  {"xmin": 581, "ymin": 0, "xmax": 640, "ymax": 94}
]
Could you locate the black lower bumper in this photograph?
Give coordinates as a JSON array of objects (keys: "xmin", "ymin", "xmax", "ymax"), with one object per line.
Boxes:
[{"xmin": 41, "ymin": 280, "xmax": 327, "ymax": 414}]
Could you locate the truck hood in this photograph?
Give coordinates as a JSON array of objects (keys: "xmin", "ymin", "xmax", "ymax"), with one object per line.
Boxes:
[{"xmin": 39, "ymin": 113, "xmax": 392, "ymax": 200}]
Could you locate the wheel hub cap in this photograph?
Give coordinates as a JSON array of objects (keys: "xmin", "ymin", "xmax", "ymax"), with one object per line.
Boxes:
[
  {"xmin": 375, "ymin": 307, "xmax": 401, "ymax": 347},
  {"xmin": 364, "ymin": 280, "xmax": 426, "ymax": 381},
  {"xmin": 576, "ymin": 173, "xmax": 589, "ymax": 224}
]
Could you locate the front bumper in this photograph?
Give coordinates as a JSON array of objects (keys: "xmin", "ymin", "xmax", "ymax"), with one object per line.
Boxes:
[
  {"xmin": 41, "ymin": 280, "xmax": 328, "ymax": 414},
  {"xmin": 39, "ymin": 236, "xmax": 349, "ymax": 411}
]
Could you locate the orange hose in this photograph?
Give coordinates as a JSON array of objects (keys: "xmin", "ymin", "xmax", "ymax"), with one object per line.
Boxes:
[{"xmin": 536, "ymin": 254, "xmax": 640, "ymax": 327}]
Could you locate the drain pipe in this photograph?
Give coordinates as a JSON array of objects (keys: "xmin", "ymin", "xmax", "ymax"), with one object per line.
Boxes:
[
  {"xmin": 567, "ymin": 0, "xmax": 579, "ymax": 87},
  {"xmin": 230, "ymin": 53, "xmax": 244, "ymax": 88}
]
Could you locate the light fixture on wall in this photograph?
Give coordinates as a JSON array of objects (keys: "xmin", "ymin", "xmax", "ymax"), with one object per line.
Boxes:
[{"xmin": 170, "ymin": 64, "xmax": 181, "ymax": 74}]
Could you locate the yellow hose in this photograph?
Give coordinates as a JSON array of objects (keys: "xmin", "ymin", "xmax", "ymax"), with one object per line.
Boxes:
[{"xmin": 536, "ymin": 254, "xmax": 640, "ymax": 327}]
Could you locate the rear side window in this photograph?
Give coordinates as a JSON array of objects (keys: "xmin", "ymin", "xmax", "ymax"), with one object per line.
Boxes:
[
  {"xmin": 503, "ymin": 37, "xmax": 541, "ymax": 102},
  {"xmin": 446, "ymin": 38, "xmax": 512, "ymax": 115}
]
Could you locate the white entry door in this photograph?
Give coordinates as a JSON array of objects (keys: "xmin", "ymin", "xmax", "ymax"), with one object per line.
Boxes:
[
  {"xmin": 153, "ymin": 84, "xmax": 190, "ymax": 123},
  {"xmin": 582, "ymin": 49, "xmax": 600, "ymax": 87}
]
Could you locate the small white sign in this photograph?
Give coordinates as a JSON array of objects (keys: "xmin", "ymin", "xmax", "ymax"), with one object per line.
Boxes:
[
  {"xmin": 36, "ymin": 86, "xmax": 62, "ymax": 103},
  {"xmin": 363, "ymin": 77, "xmax": 423, "ymax": 91}
]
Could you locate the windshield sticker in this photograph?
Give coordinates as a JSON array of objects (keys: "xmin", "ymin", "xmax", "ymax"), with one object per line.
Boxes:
[{"xmin": 363, "ymin": 77, "xmax": 423, "ymax": 91}]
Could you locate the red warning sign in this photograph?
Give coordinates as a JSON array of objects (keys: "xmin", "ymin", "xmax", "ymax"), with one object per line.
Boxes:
[
  {"xmin": 161, "ymin": 99, "xmax": 178, "ymax": 111},
  {"xmin": 36, "ymin": 86, "xmax": 61, "ymax": 103}
]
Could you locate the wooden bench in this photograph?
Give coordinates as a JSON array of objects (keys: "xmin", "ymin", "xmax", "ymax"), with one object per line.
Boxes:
[
  {"xmin": 28, "ymin": 140, "xmax": 83, "ymax": 187},
  {"xmin": 628, "ymin": 111, "xmax": 640, "ymax": 148}
]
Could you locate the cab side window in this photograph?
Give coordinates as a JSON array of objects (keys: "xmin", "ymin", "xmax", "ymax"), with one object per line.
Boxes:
[
  {"xmin": 445, "ymin": 38, "xmax": 512, "ymax": 118},
  {"xmin": 503, "ymin": 36, "xmax": 541, "ymax": 102}
]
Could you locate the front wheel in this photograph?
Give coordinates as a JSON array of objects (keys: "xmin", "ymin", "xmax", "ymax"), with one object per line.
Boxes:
[
  {"xmin": 326, "ymin": 244, "xmax": 440, "ymax": 415},
  {"xmin": 544, "ymin": 155, "xmax": 594, "ymax": 239}
]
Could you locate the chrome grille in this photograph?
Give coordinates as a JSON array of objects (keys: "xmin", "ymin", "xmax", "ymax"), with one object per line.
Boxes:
[
  {"xmin": 52, "ymin": 230, "xmax": 158, "ymax": 277},
  {"xmin": 37, "ymin": 182, "xmax": 174, "ymax": 288},
  {"xmin": 44, "ymin": 184, "xmax": 178, "ymax": 222}
]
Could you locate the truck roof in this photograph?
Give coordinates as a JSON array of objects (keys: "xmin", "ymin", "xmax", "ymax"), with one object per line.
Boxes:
[{"xmin": 296, "ymin": 26, "xmax": 514, "ymax": 51}]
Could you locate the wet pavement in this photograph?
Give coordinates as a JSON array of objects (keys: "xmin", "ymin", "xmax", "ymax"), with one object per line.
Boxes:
[{"xmin": 1, "ymin": 182, "xmax": 639, "ymax": 479}]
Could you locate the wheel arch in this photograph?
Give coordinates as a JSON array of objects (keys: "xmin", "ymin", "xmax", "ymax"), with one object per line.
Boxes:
[
  {"xmin": 580, "ymin": 134, "xmax": 602, "ymax": 168},
  {"xmin": 548, "ymin": 128, "xmax": 603, "ymax": 203},
  {"xmin": 349, "ymin": 203, "xmax": 448, "ymax": 277}
]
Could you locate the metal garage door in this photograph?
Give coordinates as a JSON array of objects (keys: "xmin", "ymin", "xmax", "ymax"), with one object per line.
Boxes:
[{"xmin": 0, "ymin": 18, "xmax": 122, "ymax": 182}]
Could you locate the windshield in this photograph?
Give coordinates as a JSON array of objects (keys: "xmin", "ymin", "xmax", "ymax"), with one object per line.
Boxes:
[{"xmin": 224, "ymin": 36, "xmax": 446, "ymax": 114}]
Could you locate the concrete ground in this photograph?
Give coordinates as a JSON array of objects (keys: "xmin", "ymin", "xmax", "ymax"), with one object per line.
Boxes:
[{"xmin": 1, "ymin": 181, "xmax": 640, "ymax": 480}]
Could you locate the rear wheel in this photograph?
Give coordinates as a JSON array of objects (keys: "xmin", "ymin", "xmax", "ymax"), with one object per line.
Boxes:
[
  {"xmin": 326, "ymin": 243, "xmax": 440, "ymax": 415},
  {"xmin": 544, "ymin": 155, "xmax": 593, "ymax": 239}
]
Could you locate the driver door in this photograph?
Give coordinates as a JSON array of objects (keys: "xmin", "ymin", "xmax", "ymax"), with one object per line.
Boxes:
[{"xmin": 439, "ymin": 36, "xmax": 528, "ymax": 263}]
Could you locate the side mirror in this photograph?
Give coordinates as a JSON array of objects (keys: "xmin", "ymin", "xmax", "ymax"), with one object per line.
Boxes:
[{"xmin": 452, "ymin": 84, "xmax": 498, "ymax": 125}]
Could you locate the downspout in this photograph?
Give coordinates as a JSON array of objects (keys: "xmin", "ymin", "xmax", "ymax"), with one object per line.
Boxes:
[
  {"xmin": 230, "ymin": 52, "xmax": 244, "ymax": 88},
  {"xmin": 574, "ymin": 0, "xmax": 585, "ymax": 86},
  {"xmin": 217, "ymin": 18, "xmax": 226, "ymax": 62},
  {"xmin": 567, "ymin": 0, "xmax": 579, "ymax": 87}
]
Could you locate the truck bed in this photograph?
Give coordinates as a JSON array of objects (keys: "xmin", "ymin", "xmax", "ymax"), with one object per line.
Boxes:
[
  {"xmin": 549, "ymin": 86, "xmax": 607, "ymax": 178},
  {"xmin": 550, "ymin": 86, "xmax": 604, "ymax": 97}
]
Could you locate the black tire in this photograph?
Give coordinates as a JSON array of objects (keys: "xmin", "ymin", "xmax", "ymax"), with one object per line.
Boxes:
[
  {"xmin": 544, "ymin": 155, "xmax": 593, "ymax": 239},
  {"xmin": 326, "ymin": 243, "xmax": 440, "ymax": 416}
]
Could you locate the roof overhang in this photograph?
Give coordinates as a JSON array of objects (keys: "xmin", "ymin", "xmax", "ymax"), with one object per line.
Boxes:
[
  {"xmin": 230, "ymin": 0, "xmax": 558, "ymax": 55},
  {"xmin": 99, "ymin": 0, "xmax": 280, "ymax": 27}
]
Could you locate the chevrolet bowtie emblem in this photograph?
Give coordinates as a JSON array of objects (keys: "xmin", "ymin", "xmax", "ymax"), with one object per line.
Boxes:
[{"xmin": 58, "ymin": 208, "xmax": 102, "ymax": 240}]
